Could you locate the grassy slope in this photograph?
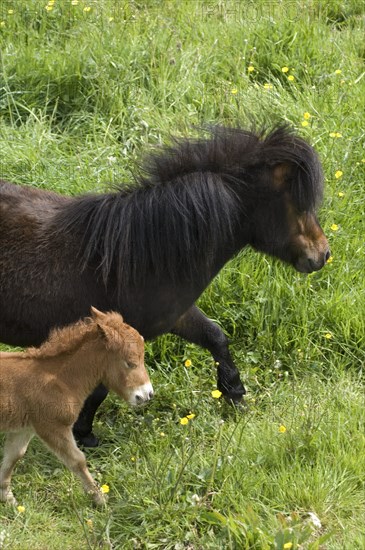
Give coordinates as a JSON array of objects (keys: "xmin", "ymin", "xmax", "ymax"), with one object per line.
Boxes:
[{"xmin": 0, "ymin": 1, "xmax": 364, "ymax": 548}]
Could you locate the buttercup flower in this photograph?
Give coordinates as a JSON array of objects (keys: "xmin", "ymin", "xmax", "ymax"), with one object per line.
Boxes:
[
  {"xmin": 324, "ymin": 333, "xmax": 332, "ymax": 339},
  {"xmin": 180, "ymin": 417, "xmax": 189, "ymax": 425},
  {"xmin": 335, "ymin": 170, "xmax": 343, "ymax": 179},
  {"xmin": 303, "ymin": 112, "xmax": 311, "ymax": 120},
  {"xmin": 301, "ymin": 120, "xmax": 309, "ymax": 127},
  {"xmin": 338, "ymin": 192, "xmax": 344, "ymax": 197},
  {"xmin": 101, "ymin": 484, "xmax": 110, "ymax": 494},
  {"xmin": 287, "ymin": 75, "xmax": 295, "ymax": 81},
  {"xmin": 211, "ymin": 389, "xmax": 222, "ymax": 398},
  {"xmin": 184, "ymin": 359, "xmax": 192, "ymax": 367},
  {"xmin": 248, "ymin": 65, "xmax": 255, "ymax": 73},
  {"xmin": 278, "ymin": 425, "xmax": 287, "ymax": 433},
  {"xmin": 231, "ymin": 88, "xmax": 238, "ymax": 94},
  {"xmin": 263, "ymin": 83, "xmax": 273, "ymax": 90},
  {"xmin": 281, "ymin": 66, "xmax": 289, "ymax": 73},
  {"xmin": 335, "ymin": 69, "xmax": 342, "ymax": 75},
  {"xmin": 326, "ymin": 256, "xmax": 333, "ymax": 264},
  {"xmin": 17, "ymin": 505, "xmax": 25, "ymax": 513},
  {"xmin": 283, "ymin": 543, "xmax": 293, "ymax": 549},
  {"xmin": 330, "ymin": 132, "xmax": 342, "ymax": 138},
  {"xmin": 186, "ymin": 413, "xmax": 196, "ymax": 420},
  {"xmin": 83, "ymin": 6, "xmax": 91, "ymax": 12},
  {"xmin": 330, "ymin": 224, "xmax": 339, "ymax": 231}
]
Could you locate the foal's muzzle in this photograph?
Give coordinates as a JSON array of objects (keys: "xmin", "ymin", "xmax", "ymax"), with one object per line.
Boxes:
[{"xmin": 130, "ymin": 382, "xmax": 154, "ymax": 406}]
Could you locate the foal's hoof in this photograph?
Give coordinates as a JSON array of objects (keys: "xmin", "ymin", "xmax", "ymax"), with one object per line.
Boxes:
[
  {"xmin": 74, "ymin": 432, "xmax": 100, "ymax": 448},
  {"xmin": 0, "ymin": 489, "xmax": 17, "ymax": 506}
]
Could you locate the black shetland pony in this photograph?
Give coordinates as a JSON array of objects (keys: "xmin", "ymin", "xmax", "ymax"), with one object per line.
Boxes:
[{"xmin": 0, "ymin": 126, "xmax": 330, "ymax": 446}]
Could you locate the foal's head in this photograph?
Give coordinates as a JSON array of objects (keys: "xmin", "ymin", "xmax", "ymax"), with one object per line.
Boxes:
[
  {"xmin": 91, "ymin": 307, "xmax": 153, "ymax": 406},
  {"xmin": 244, "ymin": 127, "xmax": 330, "ymax": 273}
]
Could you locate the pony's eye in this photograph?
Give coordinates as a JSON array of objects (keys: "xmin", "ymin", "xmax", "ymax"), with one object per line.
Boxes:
[{"xmin": 126, "ymin": 362, "xmax": 136, "ymax": 369}]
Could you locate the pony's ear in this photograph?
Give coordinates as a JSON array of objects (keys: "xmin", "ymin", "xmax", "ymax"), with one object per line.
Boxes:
[
  {"xmin": 271, "ymin": 162, "xmax": 291, "ymax": 191},
  {"xmin": 90, "ymin": 306, "xmax": 106, "ymax": 320},
  {"xmin": 95, "ymin": 323, "xmax": 117, "ymax": 349}
]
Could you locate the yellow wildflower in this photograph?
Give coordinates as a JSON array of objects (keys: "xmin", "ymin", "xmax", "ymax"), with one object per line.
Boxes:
[
  {"xmin": 263, "ymin": 83, "xmax": 273, "ymax": 90},
  {"xmin": 281, "ymin": 66, "xmax": 289, "ymax": 73},
  {"xmin": 278, "ymin": 425, "xmax": 287, "ymax": 433},
  {"xmin": 184, "ymin": 359, "xmax": 192, "ymax": 367},
  {"xmin": 303, "ymin": 112, "xmax": 311, "ymax": 120},
  {"xmin": 248, "ymin": 65, "xmax": 255, "ymax": 73},
  {"xmin": 335, "ymin": 170, "xmax": 343, "ymax": 179},
  {"xmin": 8, "ymin": 9, "xmax": 14, "ymax": 15},
  {"xmin": 101, "ymin": 484, "xmax": 110, "ymax": 494},
  {"xmin": 160, "ymin": 432, "xmax": 166, "ymax": 437},
  {"xmin": 186, "ymin": 413, "xmax": 196, "ymax": 420},
  {"xmin": 71, "ymin": 0, "xmax": 79, "ymax": 5},
  {"xmin": 283, "ymin": 543, "xmax": 293, "ymax": 549},
  {"xmin": 86, "ymin": 519, "xmax": 93, "ymax": 529},
  {"xmin": 338, "ymin": 192, "xmax": 344, "ymax": 197},
  {"xmin": 287, "ymin": 75, "xmax": 295, "ymax": 81},
  {"xmin": 335, "ymin": 69, "xmax": 342, "ymax": 75},
  {"xmin": 17, "ymin": 505, "xmax": 25, "ymax": 513},
  {"xmin": 131, "ymin": 456, "xmax": 136, "ymax": 461},
  {"xmin": 108, "ymin": 17, "xmax": 114, "ymax": 22},
  {"xmin": 324, "ymin": 333, "xmax": 332, "ymax": 339},
  {"xmin": 330, "ymin": 223, "xmax": 339, "ymax": 231},
  {"xmin": 180, "ymin": 417, "xmax": 189, "ymax": 425},
  {"xmin": 326, "ymin": 256, "xmax": 333, "ymax": 264},
  {"xmin": 83, "ymin": 6, "xmax": 91, "ymax": 12},
  {"xmin": 301, "ymin": 121, "xmax": 309, "ymax": 127},
  {"xmin": 231, "ymin": 88, "xmax": 238, "ymax": 94},
  {"xmin": 211, "ymin": 389, "xmax": 222, "ymax": 399},
  {"xmin": 45, "ymin": 5, "xmax": 53, "ymax": 11},
  {"xmin": 361, "ymin": 159, "xmax": 365, "ymax": 163},
  {"xmin": 0, "ymin": 21, "xmax": 5, "ymax": 27}
]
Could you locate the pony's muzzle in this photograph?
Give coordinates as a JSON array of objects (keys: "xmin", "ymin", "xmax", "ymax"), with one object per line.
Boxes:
[{"xmin": 130, "ymin": 382, "xmax": 154, "ymax": 406}]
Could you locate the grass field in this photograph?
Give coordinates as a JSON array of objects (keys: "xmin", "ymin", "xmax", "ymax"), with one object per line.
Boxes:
[{"xmin": 0, "ymin": 1, "xmax": 364, "ymax": 548}]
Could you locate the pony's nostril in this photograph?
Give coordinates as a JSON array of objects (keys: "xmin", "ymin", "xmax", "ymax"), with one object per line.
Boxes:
[
  {"xmin": 325, "ymin": 249, "xmax": 331, "ymax": 262},
  {"xmin": 135, "ymin": 394, "xmax": 143, "ymax": 403},
  {"xmin": 148, "ymin": 390, "xmax": 154, "ymax": 400}
]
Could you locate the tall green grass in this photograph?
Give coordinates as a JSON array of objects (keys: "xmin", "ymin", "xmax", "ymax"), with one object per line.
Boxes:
[{"xmin": 1, "ymin": 1, "xmax": 364, "ymax": 548}]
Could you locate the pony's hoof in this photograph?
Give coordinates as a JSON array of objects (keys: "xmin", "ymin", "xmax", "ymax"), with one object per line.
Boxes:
[
  {"xmin": 74, "ymin": 432, "xmax": 100, "ymax": 448},
  {"xmin": 93, "ymin": 492, "xmax": 108, "ymax": 507},
  {"xmin": 0, "ymin": 489, "xmax": 17, "ymax": 506}
]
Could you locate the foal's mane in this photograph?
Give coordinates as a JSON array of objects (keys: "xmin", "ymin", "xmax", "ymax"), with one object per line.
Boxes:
[
  {"xmin": 52, "ymin": 126, "xmax": 323, "ymax": 287},
  {"xmin": 26, "ymin": 317, "xmax": 97, "ymax": 359}
]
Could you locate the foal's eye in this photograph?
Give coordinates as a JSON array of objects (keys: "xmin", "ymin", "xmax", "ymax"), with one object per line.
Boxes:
[{"xmin": 126, "ymin": 362, "xmax": 136, "ymax": 369}]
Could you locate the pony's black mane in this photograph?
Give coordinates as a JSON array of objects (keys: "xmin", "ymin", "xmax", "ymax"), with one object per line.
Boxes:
[{"xmin": 52, "ymin": 126, "xmax": 323, "ymax": 287}]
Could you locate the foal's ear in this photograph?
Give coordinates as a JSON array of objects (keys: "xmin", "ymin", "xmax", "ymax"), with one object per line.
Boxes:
[
  {"xmin": 271, "ymin": 162, "xmax": 291, "ymax": 191},
  {"xmin": 90, "ymin": 306, "xmax": 106, "ymax": 320}
]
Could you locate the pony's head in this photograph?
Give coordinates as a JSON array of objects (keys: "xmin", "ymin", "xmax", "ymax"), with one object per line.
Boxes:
[
  {"xmin": 91, "ymin": 307, "xmax": 153, "ymax": 406},
  {"xmin": 239, "ymin": 127, "xmax": 330, "ymax": 272}
]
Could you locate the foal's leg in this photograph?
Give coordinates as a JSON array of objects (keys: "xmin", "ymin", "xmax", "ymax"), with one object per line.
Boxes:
[
  {"xmin": 35, "ymin": 424, "xmax": 106, "ymax": 506},
  {"xmin": 73, "ymin": 384, "xmax": 109, "ymax": 448},
  {"xmin": 0, "ymin": 430, "xmax": 33, "ymax": 505},
  {"xmin": 171, "ymin": 305, "xmax": 246, "ymax": 403}
]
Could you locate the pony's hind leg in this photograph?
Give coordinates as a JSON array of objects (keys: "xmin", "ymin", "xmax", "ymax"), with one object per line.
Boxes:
[
  {"xmin": 35, "ymin": 424, "xmax": 106, "ymax": 506},
  {"xmin": 0, "ymin": 430, "xmax": 33, "ymax": 505},
  {"xmin": 172, "ymin": 305, "xmax": 246, "ymax": 403}
]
